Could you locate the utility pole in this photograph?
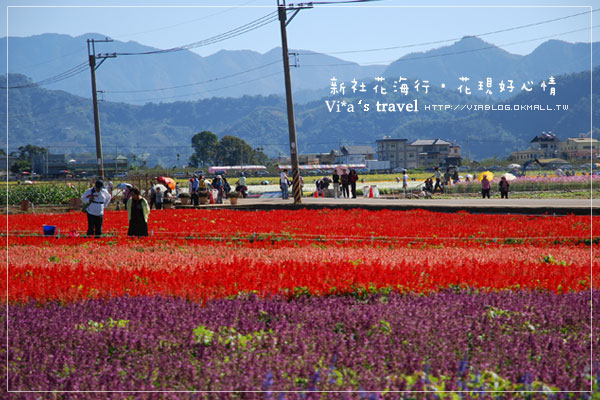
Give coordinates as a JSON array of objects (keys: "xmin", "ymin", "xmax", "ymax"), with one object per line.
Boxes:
[
  {"xmin": 466, "ymin": 136, "xmax": 470, "ymax": 165},
  {"xmin": 277, "ymin": 0, "xmax": 312, "ymax": 204},
  {"xmin": 87, "ymin": 38, "xmax": 115, "ymax": 180}
]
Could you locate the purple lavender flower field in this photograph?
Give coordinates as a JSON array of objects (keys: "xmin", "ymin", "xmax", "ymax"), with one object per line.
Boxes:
[{"xmin": 3, "ymin": 291, "xmax": 598, "ymax": 398}]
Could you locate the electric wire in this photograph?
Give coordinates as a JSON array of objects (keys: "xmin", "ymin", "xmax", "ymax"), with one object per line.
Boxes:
[
  {"xmin": 301, "ymin": 26, "xmax": 599, "ymax": 68},
  {"xmin": 298, "ymin": 8, "xmax": 597, "ymax": 58},
  {"xmin": 97, "ymin": 26, "xmax": 597, "ymax": 101},
  {"xmin": 114, "ymin": 11, "xmax": 279, "ymax": 56},
  {"xmin": 11, "ymin": 48, "xmax": 84, "ymax": 71},
  {"xmin": 3, "ymin": 10, "xmax": 593, "ymax": 91},
  {"xmin": 1, "ymin": 61, "xmax": 89, "ymax": 89},
  {"xmin": 105, "ymin": 60, "xmax": 281, "ymax": 94},
  {"xmin": 110, "ymin": 0, "xmax": 259, "ymax": 40},
  {"xmin": 6, "ymin": 98, "xmax": 90, "ymax": 118},
  {"xmin": 106, "ymin": 71, "xmax": 283, "ymax": 103},
  {"xmin": 1, "ymin": 12, "xmax": 279, "ymax": 90}
]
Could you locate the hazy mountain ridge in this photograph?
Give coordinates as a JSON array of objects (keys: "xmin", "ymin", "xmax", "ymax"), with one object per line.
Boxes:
[
  {"xmin": 383, "ymin": 37, "xmax": 599, "ymax": 95},
  {"xmin": 2, "ymin": 67, "xmax": 597, "ymax": 166},
  {"xmin": 1, "ymin": 33, "xmax": 386, "ymax": 104},
  {"xmin": 2, "ymin": 34, "xmax": 597, "ymax": 105}
]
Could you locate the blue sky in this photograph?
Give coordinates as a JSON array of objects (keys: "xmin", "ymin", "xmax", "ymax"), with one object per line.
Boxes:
[{"xmin": 2, "ymin": 0, "xmax": 597, "ymax": 65}]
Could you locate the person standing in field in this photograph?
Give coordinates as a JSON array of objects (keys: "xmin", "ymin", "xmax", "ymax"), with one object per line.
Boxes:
[
  {"xmin": 499, "ymin": 176, "xmax": 510, "ymax": 199},
  {"xmin": 190, "ymin": 175, "xmax": 200, "ymax": 206},
  {"xmin": 349, "ymin": 169, "xmax": 359, "ymax": 198},
  {"xmin": 433, "ymin": 166, "xmax": 442, "ymax": 193},
  {"xmin": 340, "ymin": 169, "xmax": 350, "ymax": 198},
  {"xmin": 127, "ymin": 188, "xmax": 150, "ymax": 237},
  {"xmin": 149, "ymin": 181, "xmax": 156, "ymax": 209},
  {"xmin": 212, "ymin": 175, "xmax": 225, "ymax": 204},
  {"xmin": 280, "ymin": 169, "xmax": 289, "ymax": 200},
  {"xmin": 81, "ymin": 180, "xmax": 111, "ymax": 237},
  {"xmin": 402, "ymin": 169, "xmax": 409, "ymax": 198},
  {"xmin": 332, "ymin": 170, "xmax": 340, "ymax": 199},
  {"xmin": 481, "ymin": 175, "xmax": 491, "ymax": 199},
  {"xmin": 155, "ymin": 187, "xmax": 163, "ymax": 209}
]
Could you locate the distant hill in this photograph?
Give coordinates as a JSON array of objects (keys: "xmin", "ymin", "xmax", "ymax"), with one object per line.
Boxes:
[
  {"xmin": 1, "ymin": 34, "xmax": 597, "ymax": 104},
  {"xmin": 383, "ymin": 37, "xmax": 599, "ymax": 98},
  {"xmin": 1, "ymin": 68, "xmax": 597, "ymax": 167},
  {"xmin": 0, "ymin": 33, "xmax": 384, "ymax": 104}
]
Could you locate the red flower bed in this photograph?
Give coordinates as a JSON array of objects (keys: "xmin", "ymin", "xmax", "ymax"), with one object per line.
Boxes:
[
  {"xmin": 3, "ymin": 209, "xmax": 597, "ymax": 303},
  {"xmin": 3, "ymin": 209, "xmax": 597, "ymax": 240},
  {"xmin": 3, "ymin": 243, "xmax": 596, "ymax": 304}
]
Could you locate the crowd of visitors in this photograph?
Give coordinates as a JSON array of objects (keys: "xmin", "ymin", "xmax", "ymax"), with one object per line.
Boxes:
[{"xmin": 81, "ymin": 164, "xmax": 520, "ymax": 238}]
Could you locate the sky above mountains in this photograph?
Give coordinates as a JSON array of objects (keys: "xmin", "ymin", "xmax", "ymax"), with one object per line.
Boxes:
[{"xmin": 2, "ymin": 0, "xmax": 597, "ymax": 66}]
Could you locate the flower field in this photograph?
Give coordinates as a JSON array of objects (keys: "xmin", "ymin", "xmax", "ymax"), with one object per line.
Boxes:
[
  {"xmin": 446, "ymin": 175, "xmax": 598, "ymax": 194},
  {"xmin": 2, "ymin": 209, "xmax": 598, "ymax": 397}
]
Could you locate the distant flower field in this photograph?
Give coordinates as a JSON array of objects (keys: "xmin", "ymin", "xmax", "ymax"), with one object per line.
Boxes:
[
  {"xmin": 447, "ymin": 174, "xmax": 598, "ymax": 194},
  {"xmin": 2, "ymin": 209, "xmax": 598, "ymax": 396}
]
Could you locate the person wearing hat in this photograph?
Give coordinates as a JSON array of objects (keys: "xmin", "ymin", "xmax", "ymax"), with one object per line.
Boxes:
[{"xmin": 81, "ymin": 179, "xmax": 112, "ymax": 237}]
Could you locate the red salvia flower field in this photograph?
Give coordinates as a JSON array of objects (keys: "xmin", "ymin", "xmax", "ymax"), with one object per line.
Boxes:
[
  {"xmin": 3, "ymin": 208, "xmax": 598, "ymax": 395},
  {"xmin": 2, "ymin": 209, "xmax": 597, "ymax": 303}
]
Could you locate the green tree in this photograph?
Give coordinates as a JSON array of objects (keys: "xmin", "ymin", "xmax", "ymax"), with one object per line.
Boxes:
[
  {"xmin": 8, "ymin": 145, "xmax": 47, "ymax": 173},
  {"xmin": 216, "ymin": 135, "xmax": 269, "ymax": 165},
  {"xmin": 190, "ymin": 131, "xmax": 219, "ymax": 167},
  {"xmin": 17, "ymin": 145, "xmax": 47, "ymax": 160},
  {"xmin": 10, "ymin": 159, "xmax": 31, "ymax": 174}
]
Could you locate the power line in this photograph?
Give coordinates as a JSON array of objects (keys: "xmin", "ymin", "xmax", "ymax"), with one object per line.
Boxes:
[
  {"xmin": 298, "ymin": 8, "xmax": 597, "ymax": 57},
  {"xmin": 6, "ymin": 98, "xmax": 90, "ymax": 118},
  {"xmin": 104, "ymin": 60, "xmax": 281, "ymax": 94},
  {"xmin": 309, "ymin": 0, "xmax": 381, "ymax": 4},
  {"xmin": 10, "ymin": 48, "xmax": 83, "ymax": 71},
  {"xmin": 106, "ymin": 71, "xmax": 282, "ymax": 103},
  {"xmin": 4, "ymin": 13, "xmax": 593, "ymax": 91},
  {"xmin": 114, "ymin": 11, "xmax": 279, "ymax": 56},
  {"xmin": 110, "ymin": 0, "xmax": 260, "ymax": 40},
  {"xmin": 1, "ymin": 61, "xmax": 89, "ymax": 89},
  {"xmin": 5, "ymin": 2, "xmax": 261, "ymax": 72},
  {"xmin": 301, "ymin": 26, "xmax": 599, "ymax": 68}
]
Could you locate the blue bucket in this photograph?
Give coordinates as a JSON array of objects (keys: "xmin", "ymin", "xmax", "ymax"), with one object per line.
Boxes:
[{"xmin": 43, "ymin": 225, "xmax": 56, "ymax": 236}]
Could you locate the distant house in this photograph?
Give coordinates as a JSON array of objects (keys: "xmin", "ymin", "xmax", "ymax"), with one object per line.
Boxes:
[
  {"xmin": 376, "ymin": 137, "xmax": 411, "ymax": 169},
  {"xmin": 408, "ymin": 139, "xmax": 462, "ymax": 168},
  {"xmin": 337, "ymin": 145, "xmax": 375, "ymax": 164},
  {"xmin": 0, "ymin": 154, "xmax": 18, "ymax": 171},
  {"xmin": 298, "ymin": 152, "xmax": 336, "ymax": 165},
  {"xmin": 31, "ymin": 153, "xmax": 129, "ymax": 177},
  {"xmin": 31, "ymin": 153, "xmax": 67, "ymax": 177},
  {"xmin": 529, "ymin": 132, "xmax": 561, "ymax": 159},
  {"xmin": 275, "ymin": 152, "xmax": 336, "ymax": 166},
  {"xmin": 510, "ymin": 131, "xmax": 591, "ymax": 163},
  {"xmin": 71, "ymin": 155, "xmax": 129, "ymax": 177},
  {"xmin": 559, "ymin": 137, "xmax": 599, "ymax": 162}
]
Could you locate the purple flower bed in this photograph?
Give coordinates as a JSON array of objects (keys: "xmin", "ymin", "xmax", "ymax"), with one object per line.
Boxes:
[{"xmin": 3, "ymin": 291, "xmax": 598, "ymax": 397}]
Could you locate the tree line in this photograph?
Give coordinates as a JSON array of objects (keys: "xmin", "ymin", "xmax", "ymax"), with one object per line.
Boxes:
[
  {"xmin": 1, "ymin": 145, "xmax": 48, "ymax": 173},
  {"xmin": 189, "ymin": 131, "xmax": 269, "ymax": 168}
]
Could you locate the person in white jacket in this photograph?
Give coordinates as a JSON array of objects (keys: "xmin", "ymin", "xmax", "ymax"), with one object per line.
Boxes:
[{"xmin": 81, "ymin": 180, "xmax": 112, "ymax": 237}]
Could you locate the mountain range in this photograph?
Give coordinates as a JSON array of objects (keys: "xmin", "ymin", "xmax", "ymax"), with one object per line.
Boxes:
[
  {"xmin": 2, "ymin": 66, "xmax": 597, "ymax": 167},
  {"xmin": 1, "ymin": 33, "xmax": 598, "ymax": 104},
  {"xmin": 0, "ymin": 33, "xmax": 384, "ymax": 104}
]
